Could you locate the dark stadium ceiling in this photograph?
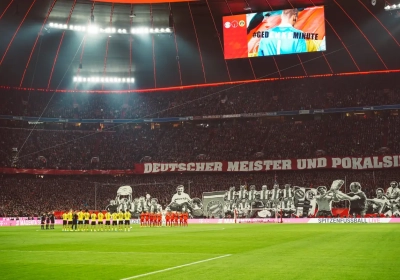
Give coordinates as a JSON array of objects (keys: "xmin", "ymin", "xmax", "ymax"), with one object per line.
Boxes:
[{"xmin": 0, "ymin": 0, "xmax": 398, "ymax": 92}]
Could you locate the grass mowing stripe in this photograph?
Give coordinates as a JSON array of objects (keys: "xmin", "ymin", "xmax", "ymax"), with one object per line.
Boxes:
[
  {"xmin": 0, "ymin": 250, "xmax": 221, "ymax": 255},
  {"xmin": 120, "ymin": 254, "xmax": 232, "ymax": 280}
]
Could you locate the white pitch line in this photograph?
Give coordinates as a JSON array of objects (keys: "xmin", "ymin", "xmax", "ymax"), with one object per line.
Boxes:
[
  {"xmin": 120, "ymin": 254, "xmax": 232, "ymax": 280},
  {"xmin": 0, "ymin": 250, "xmax": 215, "ymax": 255}
]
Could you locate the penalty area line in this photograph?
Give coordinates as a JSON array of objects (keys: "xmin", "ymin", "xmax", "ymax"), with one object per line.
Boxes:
[{"xmin": 120, "ymin": 254, "xmax": 232, "ymax": 280}]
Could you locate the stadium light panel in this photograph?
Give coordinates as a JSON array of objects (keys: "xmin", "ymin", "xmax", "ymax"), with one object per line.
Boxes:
[
  {"xmin": 48, "ymin": 22, "xmax": 172, "ymax": 35},
  {"xmin": 87, "ymin": 25, "xmax": 99, "ymax": 34},
  {"xmin": 73, "ymin": 76, "xmax": 134, "ymax": 84},
  {"xmin": 384, "ymin": 3, "xmax": 400, "ymax": 10}
]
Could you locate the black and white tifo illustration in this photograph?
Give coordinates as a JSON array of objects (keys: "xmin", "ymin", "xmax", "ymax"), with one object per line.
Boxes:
[{"xmin": 104, "ymin": 180, "xmax": 400, "ymax": 218}]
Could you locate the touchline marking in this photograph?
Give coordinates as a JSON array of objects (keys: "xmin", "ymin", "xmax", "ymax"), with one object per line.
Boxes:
[
  {"xmin": 120, "ymin": 254, "xmax": 232, "ymax": 280},
  {"xmin": 0, "ymin": 250, "xmax": 216, "ymax": 255}
]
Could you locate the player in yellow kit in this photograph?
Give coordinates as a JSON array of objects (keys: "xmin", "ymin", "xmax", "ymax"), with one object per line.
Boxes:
[
  {"xmin": 97, "ymin": 211, "xmax": 104, "ymax": 231},
  {"xmin": 62, "ymin": 211, "xmax": 68, "ymax": 231},
  {"xmin": 105, "ymin": 210, "xmax": 111, "ymax": 231},
  {"xmin": 111, "ymin": 212, "xmax": 118, "ymax": 231},
  {"xmin": 84, "ymin": 210, "xmax": 90, "ymax": 231},
  {"xmin": 118, "ymin": 210, "xmax": 124, "ymax": 231},
  {"xmin": 67, "ymin": 209, "xmax": 73, "ymax": 231},
  {"xmin": 90, "ymin": 212, "xmax": 97, "ymax": 231},
  {"xmin": 77, "ymin": 209, "xmax": 84, "ymax": 231},
  {"xmin": 124, "ymin": 210, "xmax": 131, "ymax": 231}
]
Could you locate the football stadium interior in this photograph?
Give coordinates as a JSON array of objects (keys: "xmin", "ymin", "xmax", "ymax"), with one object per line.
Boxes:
[{"xmin": 0, "ymin": 0, "xmax": 400, "ymax": 279}]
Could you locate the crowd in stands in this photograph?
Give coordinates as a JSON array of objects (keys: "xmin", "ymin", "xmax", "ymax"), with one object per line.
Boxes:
[
  {"xmin": 0, "ymin": 73, "xmax": 398, "ymax": 120},
  {"xmin": 0, "ymin": 115, "xmax": 395, "ymax": 169},
  {"xmin": 0, "ymin": 73, "xmax": 399, "ymax": 217},
  {"xmin": 0, "ymin": 169, "xmax": 398, "ymax": 217}
]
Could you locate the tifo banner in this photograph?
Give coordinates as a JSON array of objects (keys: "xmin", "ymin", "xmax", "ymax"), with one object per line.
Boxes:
[
  {"xmin": 223, "ymin": 6, "xmax": 326, "ymax": 59},
  {"xmin": 4, "ymin": 181, "xmax": 396, "ymax": 226},
  {"xmin": 97, "ymin": 180, "xmax": 400, "ymax": 221},
  {"xmin": 135, "ymin": 155, "xmax": 400, "ymax": 174},
  {"xmin": 1, "ymin": 155, "xmax": 399, "ymax": 176}
]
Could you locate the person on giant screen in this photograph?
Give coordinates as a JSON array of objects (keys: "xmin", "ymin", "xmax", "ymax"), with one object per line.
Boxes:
[
  {"xmin": 257, "ymin": 9, "xmax": 307, "ymax": 56},
  {"xmin": 247, "ymin": 6, "xmax": 326, "ymax": 57}
]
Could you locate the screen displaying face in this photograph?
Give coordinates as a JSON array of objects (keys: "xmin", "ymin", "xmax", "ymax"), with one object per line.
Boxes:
[{"xmin": 223, "ymin": 6, "xmax": 326, "ymax": 59}]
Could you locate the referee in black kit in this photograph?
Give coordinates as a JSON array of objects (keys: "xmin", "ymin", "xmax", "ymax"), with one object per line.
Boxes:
[
  {"xmin": 45, "ymin": 213, "xmax": 50, "ymax": 229},
  {"xmin": 72, "ymin": 211, "xmax": 78, "ymax": 231},
  {"xmin": 49, "ymin": 211, "xmax": 55, "ymax": 229},
  {"xmin": 40, "ymin": 213, "xmax": 46, "ymax": 230}
]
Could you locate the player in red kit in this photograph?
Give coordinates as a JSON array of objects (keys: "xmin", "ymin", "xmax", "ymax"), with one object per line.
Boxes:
[
  {"xmin": 140, "ymin": 212, "xmax": 145, "ymax": 227},
  {"xmin": 150, "ymin": 212, "xmax": 155, "ymax": 227},
  {"xmin": 183, "ymin": 212, "xmax": 188, "ymax": 227},
  {"xmin": 178, "ymin": 212, "xmax": 183, "ymax": 227},
  {"xmin": 170, "ymin": 212, "xmax": 176, "ymax": 227},
  {"xmin": 156, "ymin": 212, "xmax": 162, "ymax": 227},
  {"xmin": 166, "ymin": 212, "xmax": 172, "ymax": 227},
  {"xmin": 174, "ymin": 212, "xmax": 179, "ymax": 226},
  {"xmin": 144, "ymin": 212, "xmax": 150, "ymax": 227}
]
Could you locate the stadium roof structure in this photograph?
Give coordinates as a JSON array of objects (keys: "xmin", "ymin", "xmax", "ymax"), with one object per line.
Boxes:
[{"xmin": 0, "ymin": 0, "xmax": 398, "ymax": 93}]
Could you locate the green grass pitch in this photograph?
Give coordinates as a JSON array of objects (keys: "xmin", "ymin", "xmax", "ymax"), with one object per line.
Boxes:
[{"xmin": 1, "ymin": 224, "xmax": 399, "ymax": 280}]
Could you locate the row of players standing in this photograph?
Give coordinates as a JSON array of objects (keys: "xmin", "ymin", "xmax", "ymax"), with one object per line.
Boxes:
[
  {"xmin": 61, "ymin": 209, "xmax": 131, "ymax": 231},
  {"xmin": 139, "ymin": 211, "xmax": 189, "ymax": 227},
  {"xmin": 40, "ymin": 212, "xmax": 55, "ymax": 229}
]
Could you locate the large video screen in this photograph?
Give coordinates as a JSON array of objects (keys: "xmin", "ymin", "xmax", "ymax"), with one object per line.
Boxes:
[{"xmin": 223, "ymin": 6, "xmax": 326, "ymax": 59}]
